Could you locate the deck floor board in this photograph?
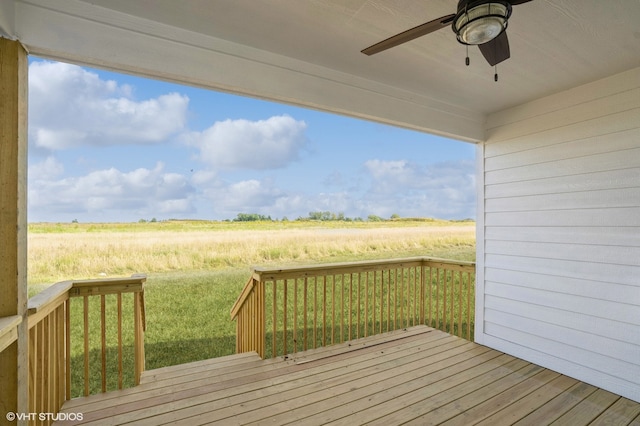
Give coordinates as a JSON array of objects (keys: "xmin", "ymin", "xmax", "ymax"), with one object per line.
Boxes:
[{"xmin": 55, "ymin": 326, "xmax": 640, "ymax": 425}]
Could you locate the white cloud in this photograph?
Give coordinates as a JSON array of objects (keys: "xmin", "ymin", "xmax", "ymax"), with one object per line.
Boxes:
[
  {"xmin": 29, "ymin": 61, "xmax": 188, "ymax": 150},
  {"xmin": 362, "ymin": 159, "xmax": 476, "ymax": 219},
  {"xmin": 184, "ymin": 115, "xmax": 307, "ymax": 170},
  {"xmin": 28, "ymin": 161, "xmax": 195, "ymax": 216},
  {"xmin": 28, "ymin": 156, "xmax": 65, "ymax": 181},
  {"xmin": 202, "ymin": 178, "xmax": 286, "ymax": 214},
  {"xmin": 323, "ymin": 170, "xmax": 346, "ymax": 187},
  {"xmin": 190, "ymin": 158, "xmax": 475, "ymax": 220}
]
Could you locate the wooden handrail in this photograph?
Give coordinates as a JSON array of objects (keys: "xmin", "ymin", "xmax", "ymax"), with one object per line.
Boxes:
[
  {"xmin": 68, "ymin": 276, "xmax": 145, "ymax": 297},
  {"xmin": 250, "ymin": 256, "xmax": 475, "ymax": 280},
  {"xmin": 0, "ymin": 315, "xmax": 22, "ymax": 353},
  {"xmin": 27, "ymin": 280, "xmax": 73, "ymax": 327},
  {"xmin": 26, "ymin": 274, "xmax": 146, "ymax": 424},
  {"xmin": 232, "ymin": 257, "xmax": 475, "ymax": 359},
  {"xmin": 230, "ymin": 276, "xmax": 257, "ymax": 320}
]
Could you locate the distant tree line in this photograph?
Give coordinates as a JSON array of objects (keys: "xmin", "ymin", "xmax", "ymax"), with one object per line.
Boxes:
[
  {"xmin": 229, "ymin": 211, "xmax": 408, "ymax": 222},
  {"xmin": 300, "ymin": 211, "xmax": 406, "ymax": 222},
  {"xmin": 232, "ymin": 213, "xmax": 273, "ymax": 222},
  {"xmin": 104, "ymin": 213, "xmax": 472, "ymax": 224}
]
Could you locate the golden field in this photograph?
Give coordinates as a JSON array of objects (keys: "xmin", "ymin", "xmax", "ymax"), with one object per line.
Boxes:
[{"xmin": 28, "ymin": 220, "xmax": 475, "ymax": 285}]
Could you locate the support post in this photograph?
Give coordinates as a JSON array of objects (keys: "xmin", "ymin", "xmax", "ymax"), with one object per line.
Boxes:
[{"xmin": 0, "ymin": 37, "xmax": 29, "ymax": 422}]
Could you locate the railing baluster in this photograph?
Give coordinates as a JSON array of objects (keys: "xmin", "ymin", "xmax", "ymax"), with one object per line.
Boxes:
[
  {"xmin": 303, "ymin": 277, "xmax": 308, "ymax": 351},
  {"xmin": 260, "ymin": 279, "xmax": 265, "ymax": 358},
  {"xmin": 428, "ymin": 267, "xmax": 433, "ymax": 327},
  {"xmin": 293, "ymin": 279, "xmax": 297, "ymax": 354},
  {"xmin": 83, "ymin": 296, "xmax": 89, "ymax": 396},
  {"xmin": 313, "ymin": 277, "xmax": 318, "ymax": 349},
  {"xmin": 373, "ymin": 271, "xmax": 377, "ymax": 336},
  {"xmin": 435, "ymin": 268, "xmax": 440, "ymax": 330},
  {"xmin": 272, "ymin": 280, "xmax": 276, "ymax": 358},
  {"xmin": 65, "ymin": 298, "xmax": 70, "ymax": 401},
  {"xmin": 469, "ymin": 271, "xmax": 473, "ymax": 341},
  {"xmin": 38, "ymin": 321, "xmax": 44, "ymax": 415},
  {"xmin": 45, "ymin": 315, "xmax": 51, "ymax": 419},
  {"xmin": 56, "ymin": 305, "xmax": 63, "ymax": 414},
  {"xmin": 355, "ymin": 273, "xmax": 360, "ymax": 339},
  {"xmin": 48, "ymin": 312, "xmax": 54, "ymax": 423},
  {"xmin": 395, "ymin": 268, "xmax": 399, "ymax": 330},
  {"xmin": 322, "ymin": 276, "xmax": 327, "ymax": 347},
  {"xmin": 52, "ymin": 307, "xmax": 59, "ymax": 416},
  {"xmin": 45, "ymin": 315, "xmax": 56, "ymax": 422},
  {"xmin": 385, "ymin": 270, "xmax": 390, "ymax": 332},
  {"xmin": 379, "ymin": 271, "xmax": 384, "ymax": 334},
  {"xmin": 364, "ymin": 271, "xmax": 369, "ymax": 338},
  {"xmin": 416, "ymin": 266, "xmax": 420, "ymax": 326},
  {"xmin": 398, "ymin": 268, "xmax": 403, "ymax": 329},
  {"xmin": 406, "ymin": 267, "xmax": 410, "ymax": 327},
  {"xmin": 340, "ymin": 274, "xmax": 344, "ymax": 343},
  {"xmin": 458, "ymin": 271, "xmax": 463, "ymax": 338},
  {"xmin": 405, "ymin": 267, "xmax": 409, "ymax": 327},
  {"xmin": 347, "ymin": 274, "xmax": 353, "ymax": 340},
  {"xmin": 331, "ymin": 275, "xmax": 336, "ymax": 345},
  {"xmin": 283, "ymin": 279, "xmax": 288, "ymax": 356},
  {"xmin": 134, "ymin": 292, "xmax": 142, "ymax": 385},
  {"xmin": 100, "ymin": 295, "xmax": 106, "ymax": 393},
  {"xmin": 419, "ymin": 266, "xmax": 425, "ymax": 325},
  {"xmin": 30, "ymin": 326, "xmax": 36, "ymax": 413},
  {"xmin": 450, "ymin": 270, "xmax": 455, "ymax": 335},
  {"xmin": 249, "ymin": 290, "xmax": 253, "ymax": 354},
  {"xmin": 117, "ymin": 293, "xmax": 123, "ymax": 389},
  {"xmin": 411, "ymin": 267, "xmax": 415, "ymax": 326}
]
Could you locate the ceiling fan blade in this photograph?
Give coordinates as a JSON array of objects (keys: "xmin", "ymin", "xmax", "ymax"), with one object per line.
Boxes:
[
  {"xmin": 478, "ymin": 30, "xmax": 510, "ymax": 66},
  {"xmin": 509, "ymin": 0, "xmax": 533, "ymax": 5},
  {"xmin": 361, "ymin": 14, "xmax": 455, "ymax": 55}
]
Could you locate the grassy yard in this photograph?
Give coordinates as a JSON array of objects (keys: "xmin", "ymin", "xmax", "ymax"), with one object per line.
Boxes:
[{"xmin": 28, "ymin": 219, "xmax": 475, "ymax": 396}]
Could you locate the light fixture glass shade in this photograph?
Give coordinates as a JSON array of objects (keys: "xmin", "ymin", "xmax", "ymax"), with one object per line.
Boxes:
[{"xmin": 453, "ymin": 2, "xmax": 510, "ymax": 45}]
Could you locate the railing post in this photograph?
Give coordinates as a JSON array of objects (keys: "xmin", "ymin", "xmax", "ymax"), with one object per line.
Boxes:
[{"xmin": 0, "ymin": 37, "xmax": 29, "ymax": 422}]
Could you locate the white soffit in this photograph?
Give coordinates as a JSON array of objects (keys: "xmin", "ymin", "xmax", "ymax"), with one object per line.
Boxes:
[{"xmin": 6, "ymin": 0, "xmax": 640, "ymax": 142}]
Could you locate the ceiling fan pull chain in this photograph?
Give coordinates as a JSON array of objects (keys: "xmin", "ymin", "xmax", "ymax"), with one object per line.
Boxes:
[
  {"xmin": 495, "ymin": 65, "xmax": 499, "ymax": 82},
  {"xmin": 466, "ymin": 45, "xmax": 470, "ymax": 66}
]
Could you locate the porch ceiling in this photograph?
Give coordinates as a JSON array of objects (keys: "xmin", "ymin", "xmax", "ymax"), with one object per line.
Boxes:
[{"xmin": 2, "ymin": 0, "xmax": 640, "ymax": 142}]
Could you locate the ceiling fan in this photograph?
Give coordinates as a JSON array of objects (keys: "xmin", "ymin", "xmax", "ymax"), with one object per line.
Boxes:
[{"xmin": 361, "ymin": 0, "xmax": 533, "ymax": 76}]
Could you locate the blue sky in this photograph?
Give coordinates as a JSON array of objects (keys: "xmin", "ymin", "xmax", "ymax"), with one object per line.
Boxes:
[{"xmin": 27, "ymin": 58, "xmax": 476, "ymax": 223}]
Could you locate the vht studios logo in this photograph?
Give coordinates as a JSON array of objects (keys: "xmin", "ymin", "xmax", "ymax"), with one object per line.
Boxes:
[{"xmin": 6, "ymin": 412, "xmax": 84, "ymax": 422}]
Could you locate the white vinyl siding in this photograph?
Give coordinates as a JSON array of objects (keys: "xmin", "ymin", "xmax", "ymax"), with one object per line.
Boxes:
[{"xmin": 476, "ymin": 67, "xmax": 640, "ymax": 402}]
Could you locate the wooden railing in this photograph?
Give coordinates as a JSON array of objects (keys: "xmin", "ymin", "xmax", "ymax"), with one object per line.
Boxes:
[
  {"xmin": 26, "ymin": 275, "xmax": 146, "ymax": 422},
  {"xmin": 0, "ymin": 315, "xmax": 22, "ymax": 354},
  {"xmin": 231, "ymin": 257, "xmax": 475, "ymax": 359}
]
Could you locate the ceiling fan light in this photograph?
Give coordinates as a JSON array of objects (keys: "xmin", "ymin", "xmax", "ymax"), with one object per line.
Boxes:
[
  {"xmin": 453, "ymin": 2, "xmax": 511, "ymax": 45},
  {"xmin": 459, "ymin": 16, "xmax": 505, "ymax": 44}
]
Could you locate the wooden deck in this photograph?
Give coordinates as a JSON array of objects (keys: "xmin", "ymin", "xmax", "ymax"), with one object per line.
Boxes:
[{"xmin": 56, "ymin": 326, "xmax": 640, "ymax": 425}]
